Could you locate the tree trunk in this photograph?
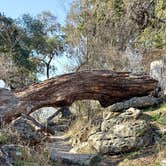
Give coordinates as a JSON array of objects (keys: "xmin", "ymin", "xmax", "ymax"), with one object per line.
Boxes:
[
  {"xmin": 46, "ymin": 63, "xmax": 50, "ymax": 79},
  {"xmin": 0, "ymin": 70, "xmax": 158, "ymax": 123}
]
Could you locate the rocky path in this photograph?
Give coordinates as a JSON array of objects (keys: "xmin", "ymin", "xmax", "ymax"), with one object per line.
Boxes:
[
  {"xmin": 46, "ymin": 132, "xmax": 97, "ymax": 166},
  {"xmin": 46, "ymin": 134, "xmax": 123, "ymax": 166}
]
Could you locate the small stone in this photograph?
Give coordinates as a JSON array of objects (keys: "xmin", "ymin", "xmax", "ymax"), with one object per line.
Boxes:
[{"xmin": 11, "ymin": 117, "xmax": 45, "ymax": 145}]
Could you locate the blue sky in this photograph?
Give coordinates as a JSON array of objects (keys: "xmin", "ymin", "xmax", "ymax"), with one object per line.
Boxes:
[
  {"xmin": 0, "ymin": 0, "xmax": 76, "ymax": 83},
  {"xmin": 0, "ymin": 0, "xmax": 74, "ymax": 24},
  {"xmin": 0, "ymin": 0, "xmax": 74, "ymax": 79}
]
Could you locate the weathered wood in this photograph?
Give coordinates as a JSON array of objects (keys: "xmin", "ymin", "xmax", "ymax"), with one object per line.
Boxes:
[{"xmin": 0, "ymin": 70, "xmax": 158, "ymax": 123}]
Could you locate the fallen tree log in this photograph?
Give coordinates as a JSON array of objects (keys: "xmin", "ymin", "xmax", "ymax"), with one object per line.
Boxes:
[{"xmin": 0, "ymin": 70, "xmax": 158, "ymax": 123}]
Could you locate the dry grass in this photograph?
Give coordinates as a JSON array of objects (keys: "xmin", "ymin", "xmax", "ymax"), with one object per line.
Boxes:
[
  {"xmin": 13, "ymin": 145, "xmax": 50, "ymax": 166},
  {"xmin": 0, "ymin": 125, "xmax": 51, "ymax": 166},
  {"xmin": 65, "ymin": 115, "xmax": 98, "ymax": 154},
  {"xmin": 117, "ymin": 147, "xmax": 166, "ymax": 166},
  {"xmin": 145, "ymin": 103, "xmax": 166, "ymax": 134},
  {"xmin": 65, "ymin": 116, "xmax": 92, "ymax": 142},
  {"xmin": 67, "ymin": 102, "xmax": 166, "ymax": 164}
]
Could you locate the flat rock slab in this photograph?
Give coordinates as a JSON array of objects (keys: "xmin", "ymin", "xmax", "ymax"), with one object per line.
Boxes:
[
  {"xmin": 46, "ymin": 133, "xmax": 97, "ymax": 165},
  {"xmin": 108, "ymin": 96, "xmax": 161, "ymax": 112}
]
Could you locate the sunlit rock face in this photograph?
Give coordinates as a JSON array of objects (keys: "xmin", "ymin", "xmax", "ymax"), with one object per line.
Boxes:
[
  {"xmin": 150, "ymin": 58, "xmax": 166, "ymax": 93},
  {"xmin": 31, "ymin": 107, "xmax": 57, "ymax": 123},
  {"xmin": 71, "ymin": 108, "xmax": 152, "ymax": 154},
  {"xmin": 88, "ymin": 108, "xmax": 152, "ymax": 154},
  {"xmin": 124, "ymin": 47, "xmax": 145, "ymax": 74}
]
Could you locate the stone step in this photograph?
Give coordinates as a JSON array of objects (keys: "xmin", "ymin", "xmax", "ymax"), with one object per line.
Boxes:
[
  {"xmin": 50, "ymin": 124, "xmax": 69, "ymax": 132},
  {"xmin": 50, "ymin": 151, "xmax": 96, "ymax": 166},
  {"xmin": 47, "ymin": 133, "xmax": 97, "ymax": 165}
]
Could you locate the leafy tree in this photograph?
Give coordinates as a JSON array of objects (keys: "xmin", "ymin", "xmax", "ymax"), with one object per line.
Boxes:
[
  {"xmin": 36, "ymin": 12, "xmax": 64, "ymax": 78},
  {"xmin": 0, "ymin": 13, "xmax": 38, "ymax": 88},
  {"xmin": 20, "ymin": 12, "xmax": 65, "ymax": 79},
  {"xmin": 64, "ymin": 0, "xmax": 166, "ymax": 71},
  {"xmin": 136, "ymin": 0, "xmax": 166, "ymax": 49},
  {"xmin": 0, "ymin": 11, "xmax": 65, "ymax": 88}
]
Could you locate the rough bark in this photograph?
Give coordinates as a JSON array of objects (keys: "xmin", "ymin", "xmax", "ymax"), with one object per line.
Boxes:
[{"xmin": 0, "ymin": 70, "xmax": 158, "ymax": 123}]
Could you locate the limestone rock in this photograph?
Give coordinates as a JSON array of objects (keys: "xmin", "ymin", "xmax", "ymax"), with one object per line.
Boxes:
[
  {"xmin": 31, "ymin": 107, "xmax": 57, "ymax": 123},
  {"xmin": 11, "ymin": 117, "xmax": 45, "ymax": 145},
  {"xmin": 108, "ymin": 96, "xmax": 161, "ymax": 112},
  {"xmin": 150, "ymin": 59, "xmax": 166, "ymax": 93},
  {"xmin": 50, "ymin": 151, "xmax": 97, "ymax": 166},
  {"xmin": 88, "ymin": 108, "xmax": 152, "ymax": 154},
  {"xmin": 102, "ymin": 108, "xmax": 142, "ymax": 130},
  {"xmin": 47, "ymin": 131, "xmax": 99, "ymax": 165}
]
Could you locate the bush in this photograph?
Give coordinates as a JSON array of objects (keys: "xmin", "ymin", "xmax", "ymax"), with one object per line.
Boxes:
[{"xmin": 0, "ymin": 131, "xmax": 9, "ymax": 145}]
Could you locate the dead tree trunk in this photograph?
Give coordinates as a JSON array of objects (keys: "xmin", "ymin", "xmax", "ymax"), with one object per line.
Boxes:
[{"xmin": 0, "ymin": 70, "xmax": 158, "ymax": 123}]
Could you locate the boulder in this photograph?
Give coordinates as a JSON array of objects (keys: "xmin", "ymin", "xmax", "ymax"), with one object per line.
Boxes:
[
  {"xmin": 150, "ymin": 59, "xmax": 166, "ymax": 93},
  {"xmin": 88, "ymin": 108, "xmax": 152, "ymax": 154},
  {"xmin": 11, "ymin": 117, "xmax": 45, "ymax": 145},
  {"xmin": 107, "ymin": 96, "xmax": 161, "ymax": 112},
  {"xmin": 31, "ymin": 107, "xmax": 57, "ymax": 123}
]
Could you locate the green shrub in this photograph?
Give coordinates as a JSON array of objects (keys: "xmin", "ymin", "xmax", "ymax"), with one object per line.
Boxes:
[
  {"xmin": 159, "ymin": 103, "xmax": 166, "ymax": 109},
  {"xmin": 158, "ymin": 115, "xmax": 166, "ymax": 125},
  {"xmin": 0, "ymin": 132, "xmax": 9, "ymax": 145},
  {"xmin": 150, "ymin": 113, "xmax": 161, "ymax": 122},
  {"xmin": 13, "ymin": 160, "xmax": 24, "ymax": 166}
]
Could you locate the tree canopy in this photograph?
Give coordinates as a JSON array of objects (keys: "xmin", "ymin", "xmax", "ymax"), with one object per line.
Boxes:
[
  {"xmin": 64, "ymin": 0, "xmax": 166, "ymax": 71},
  {"xmin": 0, "ymin": 12, "xmax": 65, "ymax": 88},
  {"xmin": 0, "ymin": 13, "xmax": 38, "ymax": 88},
  {"xmin": 0, "ymin": 0, "xmax": 166, "ymax": 87}
]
